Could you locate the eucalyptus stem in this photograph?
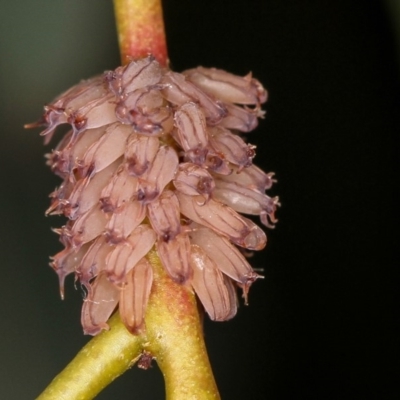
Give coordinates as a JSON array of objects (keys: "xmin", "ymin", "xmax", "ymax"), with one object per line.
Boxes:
[
  {"xmin": 113, "ymin": 0, "xmax": 169, "ymax": 66},
  {"xmin": 37, "ymin": 252, "xmax": 220, "ymax": 399},
  {"xmin": 37, "ymin": 313, "xmax": 143, "ymax": 400},
  {"xmin": 38, "ymin": 1, "xmax": 221, "ymax": 398},
  {"xmin": 145, "ymin": 251, "xmax": 220, "ymax": 400}
]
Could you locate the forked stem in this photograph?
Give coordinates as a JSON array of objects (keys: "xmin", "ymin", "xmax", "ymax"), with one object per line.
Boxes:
[
  {"xmin": 38, "ymin": 1, "xmax": 220, "ymax": 398},
  {"xmin": 37, "ymin": 252, "xmax": 220, "ymax": 399}
]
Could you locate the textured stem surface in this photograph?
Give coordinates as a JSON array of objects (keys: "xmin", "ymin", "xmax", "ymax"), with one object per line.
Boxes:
[
  {"xmin": 113, "ymin": 0, "xmax": 168, "ymax": 66},
  {"xmin": 38, "ymin": 1, "xmax": 221, "ymax": 398},
  {"xmin": 37, "ymin": 252, "xmax": 220, "ymax": 400},
  {"xmin": 36, "ymin": 313, "xmax": 143, "ymax": 400},
  {"xmin": 145, "ymin": 251, "xmax": 220, "ymax": 400}
]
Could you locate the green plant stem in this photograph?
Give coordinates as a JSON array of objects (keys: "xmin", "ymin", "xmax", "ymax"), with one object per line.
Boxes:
[
  {"xmin": 36, "ymin": 313, "xmax": 143, "ymax": 399},
  {"xmin": 145, "ymin": 251, "xmax": 220, "ymax": 400},
  {"xmin": 38, "ymin": 0, "xmax": 220, "ymax": 397},
  {"xmin": 37, "ymin": 252, "xmax": 220, "ymax": 399}
]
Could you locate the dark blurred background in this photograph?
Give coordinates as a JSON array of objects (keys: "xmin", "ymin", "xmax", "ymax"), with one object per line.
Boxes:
[{"xmin": 0, "ymin": 1, "xmax": 397, "ymax": 399}]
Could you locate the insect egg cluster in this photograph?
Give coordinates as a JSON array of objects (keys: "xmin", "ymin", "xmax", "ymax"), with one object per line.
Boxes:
[{"xmin": 34, "ymin": 56, "xmax": 279, "ymax": 335}]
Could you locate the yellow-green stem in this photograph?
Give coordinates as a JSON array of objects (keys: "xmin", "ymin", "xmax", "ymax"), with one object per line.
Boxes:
[
  {"xmin": 36, "ymin": 313, "xmax": 143, "ymax": 399},
  {"xmin": 113, "ymin": 0, "xmax": 168, "ymax": 66},
  {"xmin": 38, "ymin": 1, "xmax": 220, "ymax": 398},
  {"xmin": 37, "ymin": 252, "xmax": 220, "ymax": 399},
  {"xmin": 145, "ymin": 251, "xmax": 220, "ymax": 400}
]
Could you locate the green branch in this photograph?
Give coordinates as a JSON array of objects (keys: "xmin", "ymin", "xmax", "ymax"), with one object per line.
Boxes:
[
  {"xmin": 145, "ymin": 251, "xmax": 220, "ymax": 400},
  {"xmin": 36, "ymin": 312, "xmax": 143, "ymax": 399},
  {"xmin": 37, "ymin": 251, "xmax": 220, "ymax": 399},
  {"xmin": 37, "ymin": 1, "xmax": 220, "ymax": 397}
]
